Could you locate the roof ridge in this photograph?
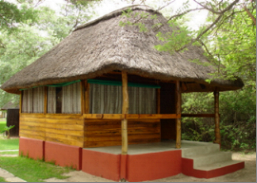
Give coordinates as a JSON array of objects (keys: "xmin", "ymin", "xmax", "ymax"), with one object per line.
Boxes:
[{"xmin": 74, "ymin": 4, "xmax": 161, "ymax": 32}]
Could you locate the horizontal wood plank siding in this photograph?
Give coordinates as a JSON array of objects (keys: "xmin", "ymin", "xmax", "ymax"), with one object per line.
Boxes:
[
  {"xmin": 84, "ymin": 119, "xmax": 160, "ymax": 148},
  {"xmin": 20, "ymin": 113, "xmax": 84, "ymax": 147}
]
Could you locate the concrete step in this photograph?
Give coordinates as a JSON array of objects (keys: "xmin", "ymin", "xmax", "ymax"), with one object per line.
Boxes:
[
  {"xmin": 182, "ymin": 143, "xmax": 220, "ymax": 158},
  {"xmin": 195, "ymin": 160, "xmax": 243, "ymax": 171},
  {"xmin": 191, "ymin": 151, "xmax": 232, "ymax": 168}
]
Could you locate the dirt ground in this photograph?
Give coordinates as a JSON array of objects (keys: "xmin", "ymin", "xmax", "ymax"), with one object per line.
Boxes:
[{"xmin": 44, "ymin": 152, "xmax": 256, "ymax": 182}]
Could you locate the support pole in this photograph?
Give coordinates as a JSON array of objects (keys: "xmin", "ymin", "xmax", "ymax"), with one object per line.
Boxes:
[
  {"xmin": 19, "ymin": 91, "xmax": 23, "ymax": 114},
  {"xmin": 176, "ymin": 81, "xmax": 181, "ymax": 148},
  {"xmin": 121, "ymin": 71, "xmax": 129, "ymax": 155},
  {"xmin": 214, "ymin": 91, "xmax": 221, "ymax": 144},
  {"xmin": 80, "ymin": 81, "xmax": 85, "ymax": 115},
  {"xmin": 44, "ymin": 86, "xmax": 48, "ymax": 114},
  {"xmin": 84, "ymin": 81, "xmax": 90, "ymax": 114}
]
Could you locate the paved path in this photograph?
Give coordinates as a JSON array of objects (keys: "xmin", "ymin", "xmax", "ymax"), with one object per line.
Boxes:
[
  {"xmin": 0, "ymin": 168, "xmax": 26, "ymax": 182},
  {"xmin": 0, "ymin": 150, "xmax": 18, "ymax": 152}
]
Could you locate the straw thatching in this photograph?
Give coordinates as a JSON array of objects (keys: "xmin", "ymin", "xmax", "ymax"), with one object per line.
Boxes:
[{"xmin": 1, "ymin": 5, "xmax": 243, "ymax": 94}]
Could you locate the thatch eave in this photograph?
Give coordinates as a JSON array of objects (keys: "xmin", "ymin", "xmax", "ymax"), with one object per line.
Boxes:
[{"xmin": 1, "ymin": 63, "xmax": 244, "ymax": 94}]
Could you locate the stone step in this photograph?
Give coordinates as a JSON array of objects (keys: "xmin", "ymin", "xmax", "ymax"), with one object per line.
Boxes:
[
  {"xmin": 195, "ymin": 160, "xmax": 243, "ymax": 171},
  {"xmin": 182, "ymin": 143, "xmax": 220, "ymax": 158},
  {"xmin": 191, "ymin": 151, "xmax": 232, "ymax": 168}
]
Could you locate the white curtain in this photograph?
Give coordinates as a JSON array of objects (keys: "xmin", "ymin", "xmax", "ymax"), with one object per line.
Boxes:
[
  {"xmin": 90, "ymin": 84, "xmax": 122, "ymax": 114},
  {"xmin": 47, "ymin": 87, "xmax": 56, "ymax": 113},
  {"xmin": 22, "ymin": 87, "xmax": 44, "ymax": 113},
  {"xmin": 22, "ymin": 89, "xmax": 32, "ymax": 113},
  {"xmin": 90, "ymin": 84, "xmax": 156, "ymax": 114},
  {"xmin": 128, "ymin": 87, "xmax": 156, "ymax": 114},
  {"xmin": 32, "ymin": 87, "xmax": 44, "ymax": 113},
  {"xmin": 62, "ymin": 82, "xmax": 81, "ymax": 113}
]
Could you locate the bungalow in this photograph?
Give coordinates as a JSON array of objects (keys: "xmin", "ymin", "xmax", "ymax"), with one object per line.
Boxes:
[{"xmin": 1, "ymin": 5, "xmax": 244, "ymax": 182}]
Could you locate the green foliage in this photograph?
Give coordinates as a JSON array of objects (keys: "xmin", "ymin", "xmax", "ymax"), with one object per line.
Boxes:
[
  {"xmin": 120, "ymin": 9, "xmax": 150, "ymax": 32},
  {"xmin": 0, "ymin": 0, "xmax": 39, "ymax": 32},
  {"xmin": 0, "ymin": 0, "xmax": 96, "ymax": 107},
  {"xmin": 155, "ymin": 21, "xmax": 192, "ymax": 53},
  {"xmin": 202, "ymin": 7, "xmax": 256, "ymax": 85},
  {"xmin": 1, "ymin": 125, "xmax": 15, "ymax": 133},
  {"xmin": 182, "ymin": 93, "xmax": 215, "ymax": 142},
  {"xmin": 151, "ymin": 0, "xmax": 256, "ymax": 151},
  {"xmin": 182, "ymin": 88, "xmax": 256, "ymax": 150},
  {"xmin": 1, "ymin": 125, "xmax": 15, "ymax": 139},
  {"xmin": 0, "ymin": 156, "xmax": 71, "ymax": 182}
]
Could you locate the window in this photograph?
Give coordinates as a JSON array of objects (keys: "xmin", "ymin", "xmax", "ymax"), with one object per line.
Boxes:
[
  {"xmin": 89, "ymin": 81, "xmax": 157, "ymax": 114},
  {"xmin": 48, "ymin": 82, "xmax": 81, "ymax": 114},
  {"xmin": 128, "ymin": 86, "xmax": 156, "ymax": 114},
  {"xmin": 56, "ymin": 87, "xmax": 62, "ymax": 113},
  {"xmin": 90, "ymin": 84, "xmax": 122, "ymax": 114},
  {"xmin": 22, "ymin": 87, "xmax": 44, "ymax": 113}
]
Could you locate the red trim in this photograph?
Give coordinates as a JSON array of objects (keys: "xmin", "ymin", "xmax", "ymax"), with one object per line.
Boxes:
[
  {"xmin": 19, "ymin": 137, "xmax": 44, "ymax": 160},
  {"xmin": 182, "ymin": 158, "xmax": 245, "ymax": 178}
]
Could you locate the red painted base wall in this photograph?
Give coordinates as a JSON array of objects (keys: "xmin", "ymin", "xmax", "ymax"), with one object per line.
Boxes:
[
  {"xmin": 82, "ymin": 150, "xmax": 121, "ymax": 181},
  {"xmin": 19, "ymin": 137, "xmax": 44, "ymax": 160},
  {"xmin": 44, "ymin": 141, "xmax": 82, "ymax": 170},
  {"xmin": 81, "ymin": 149, "xmax": 182, "ymax": 182},
  {"xmin": 127, "ymin": 150, "xmax": 181, "ymax": 182},
  {"xmin": 19, "ymin": 137, "xmax": 245, "ymax": 181}
]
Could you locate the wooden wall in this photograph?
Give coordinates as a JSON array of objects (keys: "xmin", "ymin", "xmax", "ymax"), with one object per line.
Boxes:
[
  {"xmin": 84, "ymin": 119, "xmax": 160, "ymax": 147},
  {"xmin": 20, "ymin": 114, "xmax": 160, "ymax": 148},
  {"xmin": 20, "ymin": 114, "xmax": 84, "ymax": 147}
]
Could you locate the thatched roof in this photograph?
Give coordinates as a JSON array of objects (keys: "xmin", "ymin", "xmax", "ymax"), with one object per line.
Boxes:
[{"xmin": 1, "ymin": 5, "xmax": 243, "ymax": 94}]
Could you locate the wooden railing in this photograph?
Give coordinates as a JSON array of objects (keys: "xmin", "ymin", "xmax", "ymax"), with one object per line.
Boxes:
[
  {"xmin": 83, "ymin": 114, "xmax": 180, "ymax": 119},
  {"xmin": 182, "ymin": 113, "xmax": 215, "ymax": 118}
]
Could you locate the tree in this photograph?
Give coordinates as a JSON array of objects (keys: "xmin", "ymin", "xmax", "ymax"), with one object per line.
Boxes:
[
  {"xmin": 0, "ymin": 0, "xmax": 40, "ymax": 31},
  {"xmin": 0, "ymin": 0, "xmax": 97, "ymax": 107},
  {"xmin": 130, "ymin": 0, "xmax": 256, "ymax": 150}
]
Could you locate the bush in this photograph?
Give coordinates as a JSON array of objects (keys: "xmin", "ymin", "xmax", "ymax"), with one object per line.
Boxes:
[{"xmin": 182, "ymin": 87, "xmax": 256, "ymax": 151}]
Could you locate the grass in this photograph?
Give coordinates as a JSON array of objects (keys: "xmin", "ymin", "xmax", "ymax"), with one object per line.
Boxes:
[
  {"xmin": 0, "ymin": 156, "xmax": 72, "ymax": 182},
  {"xmin": 0, "ymin": 138, "xmax": 19, "ymax": 151},
  {"xmin": 0, "ymin": 177, "xmax": 6, "ymax": 182},
  {"xmin": 0, "ymin": 119, "xmax": 19, "ymax": 155}
]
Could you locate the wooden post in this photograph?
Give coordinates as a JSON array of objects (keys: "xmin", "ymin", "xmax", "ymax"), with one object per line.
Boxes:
[
  {"xmin": 19, "ymin": 91, "xmax": 23, "ymax": 114},
  {"xmin": 80, "ymin": 81, "xmax": 85, "ymax": 114},
  {"xmin": 214, "ymin": 91, "xmax": 221, "ymax": 144},
  {"xmin": 121, "ymin": 71, "xmax": 129, "ymax": 155},
  {"xmin": 84, "ymin": 81, "xmax": 90, "ymax": 114},
  {"xmin": 157, "ymin": 88, "xmax": 161, "ymax": 114},
  {"xmin": 176, "ymin": 81, "xmax": 181, "ymax": 148},
  {"xmin": 44, "ymin": 86, "xmax": 48, "ymax": 114}
]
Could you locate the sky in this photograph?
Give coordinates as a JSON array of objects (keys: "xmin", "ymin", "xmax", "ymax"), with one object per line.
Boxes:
[
  {"xmin": 6, "ymin": 0, "xmax": 209, "ymax": 31},
  {"xmin": 40, "ymin": 0, "xmax": 209, "ymax": 31}
]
